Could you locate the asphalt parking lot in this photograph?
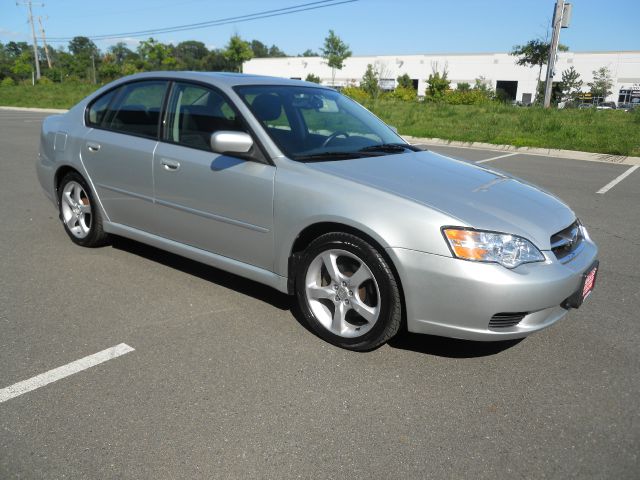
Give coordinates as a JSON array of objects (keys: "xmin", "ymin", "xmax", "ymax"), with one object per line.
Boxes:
[{"xmin": 1, "ymin": 108, "xmax": 638, "ymax": 479}]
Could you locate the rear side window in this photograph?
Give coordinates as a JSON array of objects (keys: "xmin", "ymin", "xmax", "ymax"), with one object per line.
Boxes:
[
  {"xmin": 101, "ymin": 81, "xmax": 168, "ymax": 139},
  {"xmin": 164, "ymin": 82, "xmax": 245, "ymax": 151}
]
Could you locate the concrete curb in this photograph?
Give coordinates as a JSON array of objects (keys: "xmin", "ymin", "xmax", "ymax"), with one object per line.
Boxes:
[
  {"xmin": 0, "ymin": 106, "xmax": 68, "ymax": 114},
  {"xmin": 403, "ymin": 136, "xmax": 640, "ymax": 166}
]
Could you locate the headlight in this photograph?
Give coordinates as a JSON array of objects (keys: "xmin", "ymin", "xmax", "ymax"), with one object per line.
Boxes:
[{"xmin": 442, "ymin": 228, "xmax": 545, "ymax": 269}]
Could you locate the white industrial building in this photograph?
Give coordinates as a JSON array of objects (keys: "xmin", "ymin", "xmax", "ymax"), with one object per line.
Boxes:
[{"xmin": 244, "ymin": 51, "xmax": 640, "ymax": 105}]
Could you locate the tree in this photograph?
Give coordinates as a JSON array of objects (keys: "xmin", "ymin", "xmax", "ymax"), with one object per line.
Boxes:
[
  {"xmin": 175, "ymin": 41, "xmax": 208, "ymax": 70},
  {"xmin": 300, "ymin": 49, "xmax": 318, "ymax": 57},
  {"xmin": 560, "ymin": 66, "xmax": 583, "ymax": 104},
  {"xmin": 11, "ymin": 51, "xmax": 33, "ymax": 79},
  {"xmin": 203, "ymin": 49, "xmax": 232, "ymax": 71},
  {"xmin": 268, "ymin": 45, "xmax": 286, "ymax": 57},
  {"xmin": 588, "ymin": 66, "xmax": 613, "ymax": 102},
  {"xmin": 360, "ymin": 64, "xmax": 379, "ymax": 98},
  {"xmin": 67, "ymin": 36, "xmax": 100, "ymax": 80},
  {"xmin": 108, "ymin": 42, "xmax": 137, "ymax": 65},
  {"xmin": 321, "ymin": 30, "xmax": 351, "ymax": 86},
  {"xmin": 425, "ymin": 63, "xmax": 450, "ymax": 102},
  {"xmin": 250, "ymin": 40, "xmax": 269, "ymax": 58},
  {"xmin": 68, "ymin": 36, "xmax": 99, "ymax": 58},
  {"xmin": 223, "ymin": 34, "xmax": 253, "ymax": 72},
  {"xmin": 137, "ymin": 38, "xmax": 176, "ymax": 70},
  {"xmin": 305, "ymin": 73, "xmax": 321, "ymax": 83},
  {"xmin": 396, "ymin": 73, "xmax": 413, "ymax": 90},
  {"xmin": 511, "ymin": 39, "xmax": 568, "ymax": 103}
]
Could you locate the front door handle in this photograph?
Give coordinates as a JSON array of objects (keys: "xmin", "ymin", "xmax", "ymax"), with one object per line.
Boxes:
[
  {"xmin": 161, "ymin": 159, "xmax": 181, "ymax": 171},
  {"xmin": 86, "ymin": 142, "xmax": 101, "ymax": 152}
]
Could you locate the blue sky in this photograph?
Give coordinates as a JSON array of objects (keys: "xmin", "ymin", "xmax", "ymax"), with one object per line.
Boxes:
[{"xmin": 2, "ymin": 0, "xmax": 638, "ymax": 55}]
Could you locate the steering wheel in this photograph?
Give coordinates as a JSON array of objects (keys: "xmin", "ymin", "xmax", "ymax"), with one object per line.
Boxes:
[{"xmin": 321, "ymin": 131, "xmax": 350, "ymax": 147}]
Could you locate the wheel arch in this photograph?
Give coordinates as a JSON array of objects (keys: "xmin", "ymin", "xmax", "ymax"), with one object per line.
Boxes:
[
  {"xmin": 287, "ymin": 222, "xmax": 406, "ymax": 317},
  {"xmin": 54, "ymin": 165, "xmax": 83, "ymax": 201}
]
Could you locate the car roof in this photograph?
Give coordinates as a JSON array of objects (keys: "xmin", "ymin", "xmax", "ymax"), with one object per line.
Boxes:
[{"xmin": 115, "ymin": 71, "xmax": 326, "ymax": 88}]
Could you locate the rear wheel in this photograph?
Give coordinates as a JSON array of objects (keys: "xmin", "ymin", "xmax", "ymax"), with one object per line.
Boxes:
[
  {"xmin": 58, "ymin": 171, "xmax": 109, "ymax": 247},
  {"xmin": 295, "ymin": 232, "xmax": 402, "ymax": 351}
]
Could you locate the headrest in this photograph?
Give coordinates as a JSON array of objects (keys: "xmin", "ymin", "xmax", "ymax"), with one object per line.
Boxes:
[{"xmin": 251, "ymin": 93, "xmax": 282, "ymax": 122}]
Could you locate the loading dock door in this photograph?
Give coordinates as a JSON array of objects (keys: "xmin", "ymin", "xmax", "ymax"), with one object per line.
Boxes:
[{"xmin": 496, "ymin": 80, "xmax": 518, "ymax": 102}]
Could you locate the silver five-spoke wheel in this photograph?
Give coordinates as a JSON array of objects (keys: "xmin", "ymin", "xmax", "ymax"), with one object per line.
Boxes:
[
  {"xmin": 60, "ymin": 180, "xmax": 92, "ymax": 239},
  {"xmin": 305, "ymin": 248, "xmax": 381, "ymax": 338}
]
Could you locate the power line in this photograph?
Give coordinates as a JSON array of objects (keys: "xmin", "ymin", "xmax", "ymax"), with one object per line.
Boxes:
[{"xmin": 46, "ymin": 0, "xmax": 357, "ymax": 42}]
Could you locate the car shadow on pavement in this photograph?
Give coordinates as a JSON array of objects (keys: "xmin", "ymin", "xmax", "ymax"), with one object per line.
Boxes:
[
  {"xmin": 111, "ymin": 237, "xmax": 523, "ymax": 357},
  {"xmin": 110, "ymin": 237, "xmax": 292, "ymax": 311},
  {"xmin": 388, "ymin": 331, "xmax": 522, "ymax": 358}
]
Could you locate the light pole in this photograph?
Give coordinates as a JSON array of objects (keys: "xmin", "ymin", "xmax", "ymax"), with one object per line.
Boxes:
[{"xmin": 543, "ymin": 1, "xmax": 572, "ymax": 108}]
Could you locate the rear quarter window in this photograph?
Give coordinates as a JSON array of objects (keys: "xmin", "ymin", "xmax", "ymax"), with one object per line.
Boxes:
[{"xmin": 86, "ymin": 88, "xmax": 119, "ymax": 126}]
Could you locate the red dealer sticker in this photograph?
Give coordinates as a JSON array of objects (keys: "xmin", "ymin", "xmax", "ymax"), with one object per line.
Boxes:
[{"xmin": 582, "ymin": 265, "xmax": 598, "ymax": 301}]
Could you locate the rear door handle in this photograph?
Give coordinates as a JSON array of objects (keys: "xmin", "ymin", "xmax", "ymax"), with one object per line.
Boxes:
[
  {"xmin": 86, "ymin": 142, "xmax": 101, "ymax": 152},
  {"xmin": 161, "ymin": 159, "xmax": 181, "ymax": 171}
]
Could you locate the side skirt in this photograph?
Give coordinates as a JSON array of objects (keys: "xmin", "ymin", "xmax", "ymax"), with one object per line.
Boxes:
[{"xmin": 103, "ymin": 222, "xmax": 289, "ymax": 294}]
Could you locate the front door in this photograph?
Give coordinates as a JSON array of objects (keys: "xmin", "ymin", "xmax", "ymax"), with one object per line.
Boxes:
[{"xmin": 152, "ymin": 81, "xmax": 275, "ymax": 270}]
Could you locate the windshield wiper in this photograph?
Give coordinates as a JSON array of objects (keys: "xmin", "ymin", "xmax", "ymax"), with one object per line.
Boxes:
[
  {"xmin": 294, "ymin": 151, "xmax": 370, "ymax": 162},
  {"xmin": 359, "ymin": 143, "xmax": 421, "ymax": 153}
]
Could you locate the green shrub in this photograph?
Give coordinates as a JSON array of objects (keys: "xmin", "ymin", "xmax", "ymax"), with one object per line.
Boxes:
[
  {"xmin": 37, "ymin": 76, "xmax": 53, "ymax": 85},
  {"xmin": 444, "ymin": 89, "xmax": 492, "ymax": 105},
  {"xmin": 305, "ymin": 73, "xmax": 321, "ymax": 83},
  {"xmin": 341, "ymin": 86, "xmax": 369, "ymax": 103},
  {"xmin": 389, "ymin": 86, "xmax": 417, "ymax": 102},
  {"xmin": 1, "ymin": 77, "xmax": 16, "ymax": 87}
]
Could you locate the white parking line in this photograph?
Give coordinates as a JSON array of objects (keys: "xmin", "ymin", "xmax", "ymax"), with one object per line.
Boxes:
[
  {"xmin": 596, "ymin": 165, "xmax": 639, "ymax": 194},
  {"xmin": 475, "ymin": 152, "xmax": 519, "ymax": 164},
  {"xmin": 0, "ymin": 343, "xmax": 134, "ymax": 404}
]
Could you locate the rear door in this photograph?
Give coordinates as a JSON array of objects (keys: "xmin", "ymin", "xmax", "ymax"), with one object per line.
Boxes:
[
  {"xmin": 152, "ymin": 81, "xmax": 275, "ymax": 270},
  {"xmin": 82, "ymin": 80, "xmax": 168, "ymax": 232}
]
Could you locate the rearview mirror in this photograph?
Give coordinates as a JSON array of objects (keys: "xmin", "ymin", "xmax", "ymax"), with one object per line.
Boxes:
[{"xmin": 210, "ymin": 131, "xmax": 253, "ymax": 154}]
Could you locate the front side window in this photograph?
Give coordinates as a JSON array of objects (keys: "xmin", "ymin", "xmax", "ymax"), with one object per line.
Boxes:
[
  {"xmin": 164, "ymin": 82, "xmax": 245, "ymax": 151},
  {"xmin": 102, "ymin": 81, "xmax": 168, "ymax": 139},
  {"xmin": 235, "ymin": 85, "xmax": 404, "ymax": 161}
]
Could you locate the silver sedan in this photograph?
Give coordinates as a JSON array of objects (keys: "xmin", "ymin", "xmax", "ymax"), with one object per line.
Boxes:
[{"xmin": 37, "ymin": 72, "xmax": 599, "ymax": 351}]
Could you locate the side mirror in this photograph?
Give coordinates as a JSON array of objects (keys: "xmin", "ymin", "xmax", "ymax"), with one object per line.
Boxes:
[{"xmin": 210, "ymin": 131, "xmax": 253, "ymax": 154}]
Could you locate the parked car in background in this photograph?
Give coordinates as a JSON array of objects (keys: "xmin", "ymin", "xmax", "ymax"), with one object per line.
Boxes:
[
  {"xmin": 36, "ymin": 72, "xmax": 599, "ymax": 351},
  {"xmin": 596, "ymin": 102, "xmax": 617, "ymax": 110},
  {"xmin": 618, "ymin": 102, "xmax": 638, "ymax": 112}
]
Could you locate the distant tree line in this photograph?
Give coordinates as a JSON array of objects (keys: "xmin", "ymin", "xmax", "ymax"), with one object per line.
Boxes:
[{"xmin": 0, "ymin": 34, "xmax": 316, "ymax": 85}]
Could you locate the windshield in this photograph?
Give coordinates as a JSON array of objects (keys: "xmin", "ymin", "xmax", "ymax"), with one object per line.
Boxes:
[{"xmin": 234, "ymin": 85, "xmax": 407, "ymax": 161}]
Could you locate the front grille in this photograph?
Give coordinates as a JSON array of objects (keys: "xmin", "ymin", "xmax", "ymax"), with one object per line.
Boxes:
[
  {"xmin": 551, "ymin": 221, "xmax": 583, "ymax": 262},
  {"xmin": 489, "ymin": 312, "xmax": 527, "ymax": 329}
]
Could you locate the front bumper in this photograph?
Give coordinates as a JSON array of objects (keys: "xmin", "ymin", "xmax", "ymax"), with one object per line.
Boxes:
[{"xmin": 387, "ymin": 239, "xmax": 598, "ymax": 341}]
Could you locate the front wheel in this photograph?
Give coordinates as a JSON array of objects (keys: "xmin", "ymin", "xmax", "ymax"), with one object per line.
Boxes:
[
  {"xmin": 295, "ymin": 232, "xmax": 402, "ymax": 351},
  {"xmin": 58, "ymin": 171, "xmax": 109, "ymax": 247}
]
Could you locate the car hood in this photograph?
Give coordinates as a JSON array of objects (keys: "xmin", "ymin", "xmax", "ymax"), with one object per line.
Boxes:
[{"xmin": 305, "ymin": 150, "xmax": 575, "ymax": 250}]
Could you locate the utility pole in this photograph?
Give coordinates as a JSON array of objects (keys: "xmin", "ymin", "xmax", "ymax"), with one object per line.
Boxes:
[
  {"xmin": 544, "ymin": 1, "xmax": 572, "ymax": 108},
  {"xmin": 91, "ymin": 55, "xmax": 97, "ymax": 84},
  {"xmin": 16, "ymin": 1, "xmax": 42, "ymax": 81},
  {"xmin": 37, "ymin": 16, "xmax": 53, "ymax": 69}
]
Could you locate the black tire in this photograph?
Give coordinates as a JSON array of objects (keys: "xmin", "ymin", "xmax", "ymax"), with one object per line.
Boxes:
[
  {"xmin": 295, "ymin": 232, "xmax": 402, "ymax": 351},
  {"xmin": 57, "ymin": 171, "xmax": 110, "ymax": 247}
]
